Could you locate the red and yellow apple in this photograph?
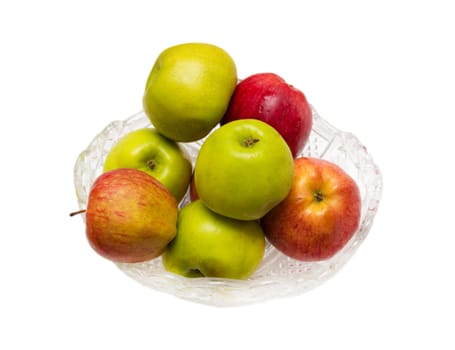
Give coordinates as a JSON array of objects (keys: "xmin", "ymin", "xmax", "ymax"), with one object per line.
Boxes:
[
  {"xmin": 261, "ymin": 157, "xmax": 361, "ymax": 261},
  {"xmin": 222, "ymin": 73, "xmax": 312, "ymax": 157},
  {"xmin": 189, "ymin": 172, "xmax": 199, "ymax": 201},
  {"xmin": 84, "ymin": 168, "xmax": 178, "ymax": 263}
]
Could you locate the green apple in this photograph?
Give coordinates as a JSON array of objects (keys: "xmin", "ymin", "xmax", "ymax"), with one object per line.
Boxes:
[
  {"xmin": 194, "ymin": 119, "xmax": 294, "ymax": 221},
  {"xmin": 162, "ymin": 200, "xmax": 265, "ymax": 279},
  {"xmin": 143, "ymin": 42, "xmax": 237, "ymax": 142},
  {"xmin": 103, "ymin": 128, "xmax": 192, "ymax": 202}
]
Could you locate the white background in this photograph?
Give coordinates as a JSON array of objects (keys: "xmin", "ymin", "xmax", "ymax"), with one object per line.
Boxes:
[{"xmin": 1, "ymin": 0, "xmax": 454, "ymax": 349}]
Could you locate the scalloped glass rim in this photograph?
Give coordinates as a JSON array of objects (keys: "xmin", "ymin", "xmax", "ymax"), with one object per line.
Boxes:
[{"xmin": 73, "ymin": 107, "xmax": 383, "ymax": 307}]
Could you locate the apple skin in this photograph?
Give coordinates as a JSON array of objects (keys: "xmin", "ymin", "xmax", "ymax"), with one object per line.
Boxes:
[
  {"xmin": 162, "ymin": 200, "xmax": 265, "ymax": 279},
  {"xmin": 143, "ymin": 42, "xmax": 237, "ymax": 142},
  {"xmin": 85, "ymin": 168, "xmax": 178, "ymax": 263},
  {"xmin": 222, "ymin": 73, "xmax": 312, "ymax": 157},
  {"xmin": 194, "ymin": 119, "xmax": 294, "ymax": 221},
  {"xmin": 103, "ymin": 128, "xmax": 192, "ymax": 202},
  {"xmin": 261, "ymin": 157, "xmax": 361, "ymax": 261}
]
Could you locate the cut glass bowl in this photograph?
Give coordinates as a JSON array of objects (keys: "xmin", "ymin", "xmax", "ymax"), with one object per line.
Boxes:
[{"xmin": 73, "ymin": 107, "xmax": 383, "ymax": 307}]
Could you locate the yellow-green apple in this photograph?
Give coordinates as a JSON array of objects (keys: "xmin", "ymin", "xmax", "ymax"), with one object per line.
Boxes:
[
  {"xmin": 143, "ymin": 42, "xmax": 237, "ymax": 142},
  {"xmin": 194, "ymin": 119, "xmax": 294, "ymax": 221},
  {"xmin": 83, "ymin": 168, "xmax": 178, "ymax": 263},
  {"xmin": 261, "ymin": 157, "xmax": 361, "ymax": 261},
  {"xmin": 222, "ymin": 73, "xmax": 312, "ymax": 157},
  {"xmin": 162, "ymin": 200, "xmax": 265, "ymax": 279},
  {"xmin": 103, "ymin": 128, "xmax": 192, "ymax": 202}
]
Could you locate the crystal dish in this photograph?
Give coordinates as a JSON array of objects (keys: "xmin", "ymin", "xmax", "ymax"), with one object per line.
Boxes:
[{"xmin": 73, "ymin": 107, "xmax": 383, "ymax": 307}]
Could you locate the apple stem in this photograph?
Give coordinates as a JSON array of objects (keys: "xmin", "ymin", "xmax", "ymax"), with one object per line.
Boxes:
[
  {"xmin": 242, "ymin": 136, "xmax": 260, "ymax": 148},
  {"xmin": 146, "ymin": 159, "xmax": 156, "ymax": 170},
  {"xmin": 314, "ymin": 191, "xmax": 324, "ymax": 202},
  {"xmin": 69, "ymin": 209, "xmax": 86, "ymax": 217}
]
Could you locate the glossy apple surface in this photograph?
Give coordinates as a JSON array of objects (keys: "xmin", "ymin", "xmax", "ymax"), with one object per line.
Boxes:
[
  {"xmin": 85, "ymin": 168, "xmax": 178, "ymax": 263},
  {"xmin": 103, "ymin": 128, "xmax": 192, "ymax": 202},
  {"xmin": 162, "ymin": 200, "xmax": 265, "ymax": 279},
  {"xmin": 222, "ymin": 73, "xmax": 312, "ymax": 157},
  {"xmin": 143, "ymin": 42, "xmax": 237, "ymax": 142},
  {"xmin": 194, "ymin": 119, "xmax": 294, "ymax": 221},
  {"xmin": 261, "ymin": 157, "xmax": 361, "ymax": 261}
]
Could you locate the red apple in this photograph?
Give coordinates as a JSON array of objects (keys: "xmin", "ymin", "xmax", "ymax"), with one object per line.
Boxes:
[
  {"xmin": 83, "ymin": 168, "xmax": 178, "ymax": 263},
  {"xmin": 221, "ymin": 73, "xmax": 312, "ymax": 157},
  {"xmin": 261, "ymin": 157, "xmax": 361, "ymax": 261}
]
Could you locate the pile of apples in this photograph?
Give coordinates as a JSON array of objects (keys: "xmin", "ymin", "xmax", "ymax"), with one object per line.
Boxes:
[{"xmin": 72, "ymin": 43, "xmax": 361, "ymax": 280}]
